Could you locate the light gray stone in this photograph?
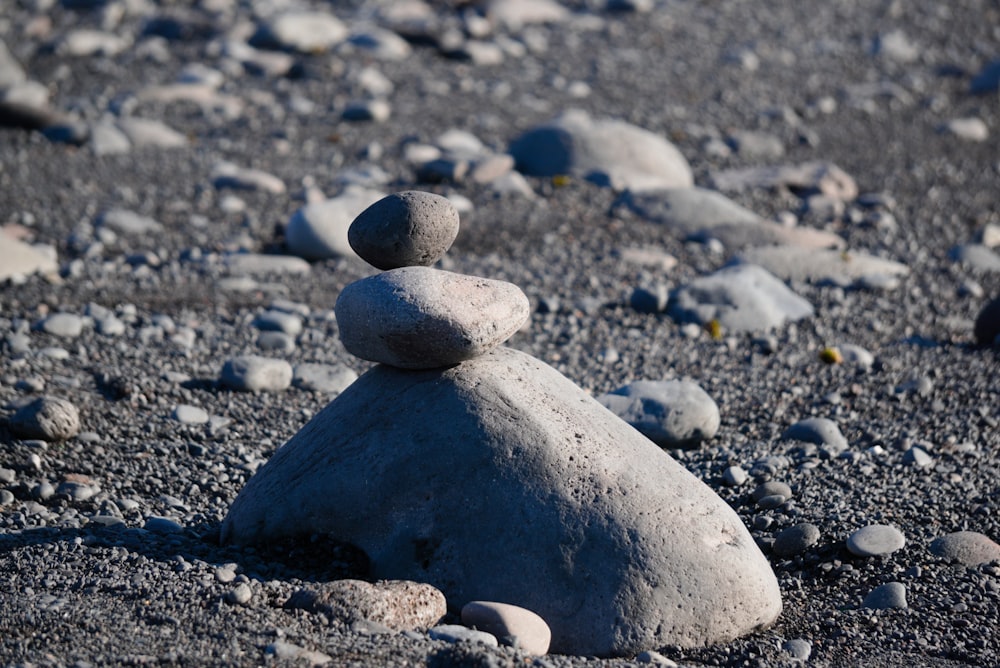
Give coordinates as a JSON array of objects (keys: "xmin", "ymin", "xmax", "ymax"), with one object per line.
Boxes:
[
  {"xmin": 950, "ymin": 244, "xmax": 1000, "ymax": 272},
  {"xmin": 9, "ymin": 396, "xmax": 81, "ymax": 441},
  {"xmin": 287, "ymin": 580, "xmax": 446, "ymax": 631},
  {"xmin": 846, "ymin": 524, "xmax": 905, "ymax": 557},
  {"xmin": 711, "ymin": 161, "xmax": 858, "ymax": 201},
  {"xmin": 335, "ymin": 267, "xmax": 530, "ymax": 369},
  {"xmin": 212, "ymin": 162, "xmax": 286, "ymax": 194},
  {"xmin": 221, "ymin": 253, "xmax": 311, "ymax": 276},
  {"xmin": 971, "ymin": 59, "xmax": 1000, "ymax": 94},
  {"xmin": 597, "ymin": 379, "xmax": 720, "ymax": 447},
  {"xmin": 98, "ymin": 209, "xmax": 164, "ymax": 235},
  {"xmin": 0, "ymin": 39, "xmax": 26, "ymax": 88},
  {"xmin": 733, "ymin": 247, "xmax": 909, "ymax": 288},
  {"xmin": 929, "ymin": 531, "xmax": 1000, "ymax": 566},
  {"xmin": 782, "ymin": 417, "xmax": 848, "ymax": 453},
  {"xmin": 251, "ymin": 11, "xmax": 348, "ymax": 53},
  {"xmin": 220, "ymin": 356, "xmax": 293, "ymax": 392},
  {"xmin": 667, "ymin": 264, "xmax": 813, "ymax": 333},
  {"xmin": 292, "ymin": 363, "xmax": 358, "ymax": 394},
  {"xmin": 35, "ymin": 313, "xmax": 84, "ymax": 338},
  {"xmin": 863, "ymin": 582, "xmax": 907, "ymax": 610},
  {"xmin": 348, "ymin": 191, "xmax": 460, "ymax": 270},
  {"xmin": 509, "ymin": 109, "xmax": 693, "ymax": 192},
  {"xmin": 286, "ymin": 187, "xmax": 386, "ymax": 261},
  {"xmin": 172, "ymin": 404, "xmax": 210, "ymax": 425},
  {"xmin": 0, "ymin": 237, "xmax": 58, "ymax": 281},
  {"xmin": 429, "ymin": 624, "xmax": 499, "ymax": 647},
  {"xmin": 939, "ymin": 117, "xmax": 989, "ymax": 143},
  {"xmin": 772, "ymin": 523, "xmax": 820, "ymax": 557},
  {"xmin": 57, "ymin": 29, "xmax": 129, "ymax": 57},
  {"xmin": 461, "ymin": 601, "xmax": 551, "ymax": 655},
  {"xmin": 221, "ymin": 346, "xmax": 782, "ymax": 657},
  {"xmin": 115, "ymin": 118, "xmax": 187, "ymax": 149}
]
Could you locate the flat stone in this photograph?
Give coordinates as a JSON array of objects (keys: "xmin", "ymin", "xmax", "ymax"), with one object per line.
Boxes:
[
  {"xmin": 221, "ymin": 346, "xmax": 782, "ymax": 657},
  {"xmin": 253, "ymin": 310, "xmax": 303, "ymax": 336},
  {"xmin": 98, "ymin": 209, "xmax": 164, "ymax": 236},
  {"xmin": 782, "ymin": 418, "xmax": 848, "ymax": 453},
  {"xmin": 222, "ymin": 253, "xmax": 311, "ymax": 276},
  {"xmin": 974, "ymin": 296, "xmax": 1000, "ymax": 346},
  {"xmin": 667, "ymin": 264, "xmax": 813, "ymax": 333},
  {"xmin": 939, "ymin": 117, "xmax": 989, "ymax": 142},
  {"xmin": 846, "ymin": 524, "xmax": 905, "ymax": 557},
  {"xmin": 115, "ymin": 118, "xmax": 187, "ymax": 149},
  {"xmin": 863, "ymin": 582, "xmax": 907, "ymax": 610},
  {"xmin": 212, "ymin": 162, "xmax": 286, "ymax": 194},
  {"xmin": 220, "ymin": 356, "xmax": 293, "ymax": 392},
  {"xmin": 348, "ymin": 191, "xmax": 460, "ymax": 270},
  {"xmin": 251, "ymin": 11, "xmax": 349, "ymax": 53},
  {"xmin": 287, "ymin": 580, "xmax": 446, "ymax": 631},
  {"xmin": 711, "ymin": 161, "xmax": 858, "ymax": 201},
  {"xmin": 292, "ymin": 363, "xmax": 358, "ymax": 394},
  {"xmin": 462, "ymin": 601, "xmax": 551, "ymax": 654},
  {"xmin": 950, "ymin": 244, "xmax": 1000, "ymax": 272},
  {"xmin": 428, "ymin": 625, "xmax": 498, "ymax": 647},
  {"xmin": 733, "ymin": 247, "xmax": 909, "ymax": 288},
  {"xmin": 597, "ymin": 379, "xmax": 720, "ymax": 447},
  {"xmin": 286, "ymin": 187, "xmax": 386, "ymax": 261},
  {"xmin": 929, "ymin": 531, "xmax": 1000, "ymax": 566},
  {"xmin": 335, "ymin": 267, "xmax": 530, "ymax": 369},
  {"xmin": 172, "ymin": 404, "xmax": 209, "ymax": 425},
  {"xmin": 0, "ymin": 237, "xmax": 58, "ymax": 281},
  {"xmin": 9, "ymin": 396, "xmax": 81, "ymax": 441},
  {"xmin": 35, "ymin": 313, "xmax": 84, "ymax": 338},
  {"xmin": 509, "ymin": 109, "xmax": 693, "ymax": 192}
]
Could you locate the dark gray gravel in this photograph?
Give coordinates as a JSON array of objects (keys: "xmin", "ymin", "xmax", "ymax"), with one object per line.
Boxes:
[{"xmin": 2, "ymin": 1, "xmax": 1000, "ymax": 666}]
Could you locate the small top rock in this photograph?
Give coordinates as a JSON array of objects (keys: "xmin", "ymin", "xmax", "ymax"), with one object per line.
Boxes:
[{"xmin": 348, "ymin": 191, "xmax": 460, "ymax": 270}]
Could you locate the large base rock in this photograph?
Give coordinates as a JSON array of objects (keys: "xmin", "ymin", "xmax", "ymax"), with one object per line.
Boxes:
[{"xmin": 222, "ymin": 347, "xmax": 781, "ymax": 657}]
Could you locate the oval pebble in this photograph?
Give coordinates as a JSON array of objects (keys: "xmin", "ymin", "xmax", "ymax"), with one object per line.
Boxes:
[
  {"xmin": 863, "ymin": 582, "xmax": 907, "ymax": 610},
  {"xmin": 846, "ymin": 524, "xmax": 905, "ymax": 557},
  {"xmin": 752, "ymin": 481, "xmax": 792, "ymax": 502},
  {"xmin": 348, "ymin": 191, "xmax": 460, "ymax": 270},
  {"xmin": 782, "ymin": 417, "xmax": 848, "ymax": 455},
  {"xmin": 772, "ymin": 523, "xmax": 820, "ymax": 557},
  {"xmin": 9, "ymin": 396, "xmax": 81, "ymax": 441},
  {"xmin": 220, "ymin": 356, "xmax": 293, "ymax": 392},
  {"xmin": 35, "ymin": 313, "xmax": 85, "ymax": 338},
  {"xmin": 172, "ymin": 404, "xmax": 210, "ymax": 425},
  {"xmin": 335, "ymin": 267, "xmax": 529, "ymax": 369},
  {"xmin": 428, "ymin": 624, "xmax": 498, "ymax": 648},
  {"xmin": 929, "ymin": 531, "xmax": 1000, "ymax": 566},
  {"xmin": 461, "ymin": 601, "xmax": 551, "ymax": 655}
]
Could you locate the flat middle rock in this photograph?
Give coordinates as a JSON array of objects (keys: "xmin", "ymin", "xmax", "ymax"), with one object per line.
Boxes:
[{"xmin": 221, "ymin": 347, "xmax": 781, "ymax": 656}]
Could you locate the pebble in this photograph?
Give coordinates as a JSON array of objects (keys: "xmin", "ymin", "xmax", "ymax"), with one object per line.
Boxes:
[
  {"xmin": 846, "ymin": 524, "xmax": 906, "ymax": 557},
  {"xmin": 929, "ymin": 531, "xmax": 1000, "ymax": 566},
  {"xmin": 348, "ymin": 191, "xmax": 460, "ymax": 270},
  {"xmin": 428, "ymin": 624, "xmax": 499, "ymax": 648},
  {"xmin": 782, "ymin": 638, "xmax": 812, "ymax": 662},
  {"xmin": 172, "ymin": 404, "xmax": 209, "ymax": 425},
  {"xmin": 667, "ymin": 264, "xmax": 813, "ymax": 333},
  {"xmin": 461, "ymin": 601, "xmax": 552, "ymax": 654},
  {"xmin": 723, "ymin": 466, "xmax": 748, "ymax": 486},
  {"xmin": 863, "ymin": 582, "xmax": 907, "ymax": 610},
  {"xmin": 0, "ymin": 237, "xmax": 58, "ymax": 281},
  {"xmin": 752, "ymin": 481, "xmax": 793, "ymax": 503},
  {"xmin": 115, "ymin": 118, "xmax": 187, "ymax": 149},
  {"xmin": 144, "ymin": 516, "xmax": 184, "ymax": 534},
  {"xmin": 734, "ymin": 247, "xmax": 909, "ymax": 289},
  {"xmin": 211, "ymin": 162, "xmax": 285, "ymax": 194},
  {"xmin": 9, "ymin": 396, "xmax": 81, "ymax": 441},
  {"xmin": 782, "ymin": 417, "xmax": 848, "ymax": 456},
  {"xmin": 838, "ymin": 343, "xmax": 875, "ymax": 370},
  {"xmin": 251, "ymin": 11, "xmax": 348, "ymax": 53},
  {"xmin": 256, "ymin": 331, "xmax": 296, "ymax": 353},
  {"xmin": 597, "ymin": 379, "xmax": 720, "ymax": 447},
  {"xmin": 252, "ymin": 310, "xmax": 303, "ymax": 336},
  {"xmin": 950, "ymin": 244, "xmax": 1000, "ymax": 273},
  {"xmin": 939, "ymin": 117, "xmax": 989, "ymax": 143},
  {"xmin": 220, "ymin": 356, "xmax": 293, "ymax": 392},
  {"xmin": 772, "ymin": 523, "xmax": 821, "ymax": 557},
  {"xmin": 292, "ymin": 363, "xmax": 358, "ymax": 394},
  {"xmin": 221, "ymin": 253, "xmax": 311, "ymax": 276},
  {"xmin": 286, "ymin": 186, "xmax": 386, "ymax": 261},
  {"xmin": 903, "ymin": 446, "xmax": 933, "ymax": 468},
  {"xmin": 335, "ymin": 267, "xmax": 530, "ymax": 369},
  {"xmin": 226, "ymin": 583, "xmax": 253, "ymax": 606},
  {"xmin": 35, "ymin": 313, "xmax": 85, "ymax": 339}
]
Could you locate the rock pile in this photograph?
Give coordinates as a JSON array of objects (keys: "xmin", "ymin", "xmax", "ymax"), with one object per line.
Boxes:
[{"xmin": 222, "ymin": 191, "xmax": 782, "ymax": 657}]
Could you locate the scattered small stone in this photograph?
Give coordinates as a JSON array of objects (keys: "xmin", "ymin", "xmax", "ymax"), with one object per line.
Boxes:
[
  {"xmin": 461, "ymin": 601, "xmax": 551, "ymax": 655},
  {"xmin": 172, "ymin": 404, "xmax": 209, "ymax": 425},
  {"xmin": 226, "ymin": 583, "xmax": 253, "ymax": 606},
  {"xmin": 782, "ymin": 637, "xmax": 812, "ymax": 662},
  {"xmin": 846, "ymin": 524, "xmax": 906, "ymax": 557},
  {"xmin": 772, "ymin": 523, "xmax": 821, "ymax": 557},
  {"xmin": 723, "ymin": 466, "xmax": 748, "ymax": 486},
  {"xmin": 9, "ymin": 396, "xmax": 81, "ymax": 441},
  {"xmin": 35, "ymin": 313, "xmax": 84, "ymax": 339},
  {"xmin": 348, "ymin": 191, "xmax": 460, "ymax": 270},
  {"xmin": 929, "ymin": 531, "xmax": 1000, "ymax": 566},
  {"xmin": 292, "ymin": 363, "xmax": 358, "ymax": 394},
  {"xmin": 597, "ymin": 379, "xmax": 720, "ymax": 447},
  {"xmin": 256, "ymin": 331, "xmax": 296, "ymax": 353},
  {"xmin": 753, "ymin": 481, "xmax": 793, "ymax": 503},
  {"xmin": 220, "ymin": 356, "xmax": 293, "ymax": 392},
  {"xmin": 863, "ymin": 582, "xmax": 907, "ymax": 610},
  {"xmin": 939, "ymin": 117, "xmax": 989, "ymax": 143}
]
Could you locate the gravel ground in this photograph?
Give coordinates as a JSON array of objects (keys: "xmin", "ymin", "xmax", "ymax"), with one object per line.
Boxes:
[{"xmin": 2, "ymin": 0, "xmax": 1000, "ymax": 666}]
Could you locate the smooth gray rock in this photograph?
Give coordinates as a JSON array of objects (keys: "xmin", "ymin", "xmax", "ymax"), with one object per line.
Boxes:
[
  {"xmin": 0, "ymin": 237, "xmax": 58, "ymax": 281},
  {"xmin": 782, "ymin": 417, "xmax": 849, "ymax": 453},
  {"xmin": 251, "ymin": 11, "xmax": 348, "ymax": 53},
  {"xmin": 335, "ymin": 267, "xmax": 530, "ymax": 369},
  {"xmin": 221, "ymin": 253, "xmax": 311, "ymax": 276},
  {"xmin": 253, "ymin": 310, "xmax": 302, "ymax": 336},
  {"xmin": 212, "ymin": 162, "xmax": 286, "ymax": 194},
  {"xmin": 9, "ymin": 396, "xmax": 81, "ymax": 441},
  {"xmin": 950, "ymin": 244, "xmax": 1000, "ymax": 272},
  {"xmin": 220, "ymin": 356, "xmax": 293, "ymax": 392},
  {"xmin": 772, "ymin": 523, "xmax": 820, "ymax": 557},
  {"xmin": 929, "ymin": 531, "xmax": 1000, "ymax": 566},
  {"xmin": 509, "ymin": 109, "xmax": 693, "ymax": 192},
  {"xmin": 597, "ymin": 379, "xmax": 720, "ymax": 447},
  {"xmin": 461, "ymin": 601, "xmax": 551, "ymax": 655},
  {"xmin": 846, "ymin": 524, "xmax": 905, "ymax": 557},
  {"xmin": 939, "ymin": 118, "xmax": 989, "ymax": 143},
  {"xmin": 711, "ymin": 161, "xmax": 858, "ymax": 201},
  {"xmin": 115, "ymin": 118, "xmax": 187, "ymax": 149},
  {"xmin": 286, "ymin": 187, "xmax": 386, "ymax": 261},
  {"xmin": 292, "ymin": 363, "xmax": 358, "ymax": 394},
  {"xmin": 863, "ymin": 582, "xmax": 907, "ymax": 610},
  {"xmin": 35, "ymin": 313, "xmax": 84, "ymax": 338},
  {"xmin": 429, "ymin": 624, "xmax": 498, "ymax": 647},
  {"xmin": 348, "ymin": 191, "xmax": 460, "ymax": 270},
  {"xmin": 221, "ymin": 347, "xmax": 782, "ymax": 657},
  {"xmin": 287, "ymin": 580, "xmax": 446, "ymax": 631},
  {"xmin": 733, "ymin": 247, "xmax": 909, "ymax": 288},
  {"xmin": 172, "ymin": 404, "xmax": 209, "ymax": 425},
  {"xmin": 667, "ymin": 264, "xmax": 813, "ymax": 333},
  {"xmin": 98, "ymin": 209, "xmax": 164, "ymax": 236}
]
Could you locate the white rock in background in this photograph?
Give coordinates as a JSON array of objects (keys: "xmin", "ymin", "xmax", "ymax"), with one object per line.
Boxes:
[
  {"xmin": 251, "ymin": 11, "xmax": 349, "ymax": 53},
  {"xmin": 733, "ymin": 246, "xmax": 909, "ymax": 288},
  {"xmin": 220, "ymin": 356, "xmax": 293, "ymax": 392},
  {"xmin": 598, "ymin": 379, "xmax": 720, "ymax": 448},
  {"xmin": 285, "ymin": 186, "xmax": 385, "ymax": 261}
]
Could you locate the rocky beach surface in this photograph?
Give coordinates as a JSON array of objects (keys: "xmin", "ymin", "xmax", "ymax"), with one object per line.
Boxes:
[{"xmin": 2, "ymin": 0, "xmax": 1000, "ymax": 666}]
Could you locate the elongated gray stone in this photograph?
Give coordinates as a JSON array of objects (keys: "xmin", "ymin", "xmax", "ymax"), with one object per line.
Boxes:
[
  {"xmin": 221, "ymin": 347, "xmax": 782, "ymax": 657},
  {"xmin": 335, "ymin": 267, "xmax": 530, "ymax": 369}
]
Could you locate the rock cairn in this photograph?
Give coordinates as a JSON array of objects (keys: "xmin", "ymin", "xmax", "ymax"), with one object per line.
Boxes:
[{"xmin": 223, "ymin": 191, "xmax": 782, "ymax": 657}]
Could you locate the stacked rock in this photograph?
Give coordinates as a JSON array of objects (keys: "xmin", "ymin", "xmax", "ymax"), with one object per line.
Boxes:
[{"xmin": 334, "ymin": 190, "xmax": 530, "ymax": 369}]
